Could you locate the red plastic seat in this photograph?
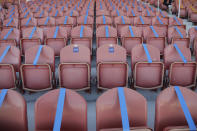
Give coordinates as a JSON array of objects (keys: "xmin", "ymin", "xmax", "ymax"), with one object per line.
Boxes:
[
  {"xmin": 155, "ymin": 86, "xmax": 197, "ymax": 131},
  {"xmin": 188, "ymin": 27, "xmax": 197, "ymax": 51},
  {"xmin": 96, "ymin": 26, "xmax": 118, "ymax": 48},
  {"xmin": 37, "ymin": 16, "xmax": 56, "ymax": 28},
  {"xmin": 96, "ymin": 44, "xmax": 128, "ymax": 89},
  {"xmin": 48, "ymin": 8, "xmax": 63, "ymax": 17},
  {"xmin": 20, "ymin": 17, "xmax": 37, "ymax": 29},
  {"xmin": 20, "ymin": 10, "xmax": 33, "ymax": 19},
  {"xmin": 59, "ymin": 44, "xmax": 91, "ymax": 90},
  {"xmin": 131, "ymin": 44, "xmax": 164, "ymax": 89},
  {"xmin": 168, "ymin": 17, "xmax": 186, "ymax": 29},
  {"xmin": 77, "ymin": 15, "xmax": 94, "ymax": 29},
  {"xmin": 2, "ymin": 17, "xmax": 19, "ymax": 29},
  {"xmin": 96, "ymin": 15, "xmax": 113, "ymax": 28},
  {"xmin": 120, "ymin": 26, "xmax": 143, "ymax": 55},
  {"xmin": 33, "ymin": 10, "xmax": 48, "ymax": 18},
  {"xmin": 152, "ymin": 16, "xmax": 169, "ymax": 26},
  {"xmin": 64, "ymin": 10, "xmax": 79, "ymax": 25},
  {"xmin": 35, "ymin": 88, "xmax": 87, "ymax": 131},
  {"xmin": 20, "ymin": 45, "xmax": 55, "ymax": 91},
  {"xmin": 0, "ymin": 89, "xmax": 28, "ymax": 131},
  {"xmin": 96, "ymin": 10, "xmax": 111, "ymax": 17},
  {"xmin": 45, "ymin": 26, "xmax": 68, "ymax": 56},
  {"xmin": 21, "ymin": 27, "xmax": 43, "ymax": 55},
  {"xmin": 96, "ymin": 88, "xmax": 147, "ymax": 130},
  {"xmin": 134, "ymin": 16, "xmax": 152, "ymax": 26},
  {"xmin": 142, "ymin": 9, "xmax": 155, "ymax": 17}
]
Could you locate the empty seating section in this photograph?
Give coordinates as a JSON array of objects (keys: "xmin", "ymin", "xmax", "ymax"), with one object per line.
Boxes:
[{"xmin": 0, "ymin": 0, "xmax": 197, "ymax": 130}]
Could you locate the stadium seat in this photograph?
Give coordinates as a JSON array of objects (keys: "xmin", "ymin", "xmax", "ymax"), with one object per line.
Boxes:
[
  {"xmin": 77, "ymin": 15, "xmax": 94, "ymax": 29},
  {"xmin": 96, "ymin": 15, "xmax": 113, "ymax": 28},
  {"xmin": 134, "ymin": 16, "xmax": 152, "ymax": 26},
  {"xmin": 20, "ymin": 17, "xmax": 37, "ymax": 29}
]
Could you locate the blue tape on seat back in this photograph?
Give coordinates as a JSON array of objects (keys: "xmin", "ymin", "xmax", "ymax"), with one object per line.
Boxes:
[
  {"xmin": 84, "ymin": 15, "xmax": 88, "ymax": 24},
  {"xmin": 36, "ymin": 7, "xmax": 39, "ymax": 12},
  {"xmin": 195, "ymin": 27, "xmax": 197, "ymax": 30},
  {"xmin": 23, "ymin": 7, "xmax": 27, "ymax": 12},
  {"xmin": 146, "ymin": 9, "xmax": 150, "ymax": 16},
  {"xmin": 174, "ymin": 17, "xmax": 181, "ymax": 25},
  {"xmin": 129, "ymin": 26, "xmax": 135, "ymax": 37},
  {"xmin": 138, "ymin": 6, "xmax": 141, "ymax": 11},
  {"xmin": 121, "ymin": 2, "xmax": 124, "ymax": 7},
  {"xmin": 125, "ymin": 6, "xmax": 128, "ymax": 12},
  {"xmin": 121, "ymin": 16, "xmax": 125, "ymax": 24},
  {"xmin": 61, "ymin": 6, "xmax": 64, "ymax": 11},
  {"xmin": 105, "ymin": 26, "xmax": 109, "ymax": 37},
  {"xmin": 102, "ymin": 15, "xmax": 106, "ymax": 24},
  {"xmin": 113, "ymin": 6, "xmax": 115, "ymax": 10},
  {"xmin": 9, "ymin": 12, "xmax": 14, "ymax": 19},
  {"xmin": 117, "ymin": 87, "xmax": 130, "ymax": 131},
  {"xmin": 80, "ymin": 26, "xmax": 84, "ymax": 38},
  {"xmin": 40, "ymin": 10, "xmax": 44, "ymax": 17},
  {"xmin": 33, "ymin": 45, "xmax": 43, "ymax": 65},
  {"xmin": 73, "ymin": 47, "xmax": 79, "ymax": 53},
  {"xmin": 48, "ymin": 7, "xmax": 52, "ymax": 12},
  {"xmin": 3, "ymin": 28, "xmax": 13, "ymax": 40},
  {"xmin": 64, "ymin": 16, "xmax": 68, "ymax": 24},
  {"xmin": 116, "ymin": 10, "xmax": 120, "ymax": 16},
  {"xmin": 150, "ymin": 6, "xmax": 154, "ymax": 12},
  {"xmin": 160, "ymin": 10, "xmax": 165, "ymax": 18},
  {"xmin": 174, "ymin": 26, "xmax": 183, "ymax": 38},
  {"xmin": 44, "ymin": 16, "xmax": 50, "ymax": 25},
  {"xmin": 25, "ymin": 17, "xmax": 32, "ymax": 26},
  {"xmin": 150, "ymin": 26, "xmax": 159, "ymax": 37},
  {"xmin": 173, "ymin": 44, "xmax": 187, "ymax": 63},
  {"xmin": 142, "ymin": 44, "xmax": 152, "ymax": 63},
  {"xmin": 86, "ymin": 8, "xmax": 89, "ymax": 16},
  {"xmin": 74, "ymin": 6, "xmax": 76, "ymax": 10},
  {"xmin": 6, "ymin": 17, "xmax": 13, "ymax": 27},
  {"xmin": 53, "ymin": 26, "xmax": 59, "ymax": 38},
  {"xmin": 174, "ymin": 86, "xmax": 197, "ymax": 130},
  {"xmin": 53, "ymin": 88, "xmax": 66, "ymax": 131},
  {"xmin": 131, "ymin": 9, "xmax": 135, "ymax": 16},
  {"xmin": 0, "ymin": 46, "xmax": 11, "ymax": 63},
  {"xmin": 100, "ymin": 1, "xmax": 102, "ymax": 9},
  {"xmin": 156, "ymin": 16, "xmax": 163, "ymax": 25},
  {"xmin": 109, "ymin": 46, "xmax": 114, "ymax": 53},
  {"xmin": 24, "ymin": 11, "xmax": 29, "ymax": 18},
  {"xmin": 70, "ymin": 10, "xmax": 73, "ymax": 16},
  {"xmin": 0, "ymin": 89, "xmax": 8, "ymax": 108},
  {"xmin": 29, "ymin": 26, "xmax": 37, "ymax": 39},
  {"xmin": 55, "ymin": 10, "xmax": 58, "ymax": 17},
  {"xmin": 139, "ymin": 16, "xmax": 144, "ymax": 24},
  {"xmin": 132, "ymin": 3, "xmax": 135, "ymax": 8}
]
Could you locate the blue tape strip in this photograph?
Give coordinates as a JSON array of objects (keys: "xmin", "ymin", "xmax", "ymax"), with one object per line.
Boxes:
[
  {"xmin": 70, "ymin": 10, "xmax": 73, "ymax": 16},
  {"xmin": 33, "ymin": 45, "xmax": 43, "ymax": 65},
  {"xmin": 132, "ymin": 3, "xmax": 135, "ymax": 8},
  {"xmin": 74, "ymin": 6, "xmax": 76, "ymax": 10},
  {"xmin": 174, "ymin": 26, "xmax": 183, "ymax": 38},
  {"xmin": 44, "ymin": 16, "xmax": 50, "ymax": 25},
  {"xmin": 173, "ymin": 44, "xmax": 187, "ymax": 63},
  {"xmin": 55, "ymin": 4, "xmax": 57, "ymax": 8},
  {"xmin": 150, "ymin": 26, "xmax": 159, "ymax": 37},
  {"xmin": 174, "ymin": 86, "xmax": 197, "ymax": 130},
  {"xmin": 23, "ymin": 7, "xmax": 27, "ymax": 12},
  {"xmin": 36, "ymin": 7, "xmax": 39, "ymax": 12},
  {"xmin": 24, "ymin": 11, "xmax": 29, "ymax": 18},
  {"xmin": 138, "ymin": 6, "xmax": 141, "ymax": 11},
  {"xmin": 102, "ymin": 15, "xmax": 106, "ymax": 24},
  {"xmin": 0, "ymin": 89, "xmax": 8, "ymax": 108},
  {"xmin": 0, "ymin": 46, "xmax": 11, "ymax": 63},
  {"xmin": 105, "ymin": 26, "xmax": 109, "ymax": 37},
  {"xmin": 117, "ymin": 87, "xmax": 130, "ymax": 131},
  {"xmin": 9, "ymin": 12, "xmax": 14, "ymax": 19},
  {"xmin": 48, "ymin": 7, "xmax": 52, "ymax": 12},
  {"xmin": 61, "ymin": 6, "xmax": 64, "ymax": 11},
  {"xmin": 139, "ymin": 16, "xmax": 144, "ymax": 24},
  {"xmin": 100, "ymin": 1, "xmax": 102, "ymax": 9},
  {"xmin": 6, "ymin": 17, "xmax": 13, "ymax": 27},
  {"xmin": 195, "ymin": 27, "xmax": 197, "ymax": 30},
  {"xmin": 80, "ymin": 26, "xmax": 84, "ymax": 38},
  {"xmin": 128, "ymin": 0, "xmax": 130, "ymax": 5},
  {"xmin": 53, "ymin": 88, "xmax": 66, "ymax": 131},
  {"xmin": 3, "ymin": 28, "xmax": 13, "ymax": 40},
  {"xmin": 116, "ymin": 10, "xmax": 120, "ymax": 16},
  {"xmin": 150, "ymin": 6, "xmax": 154, "ymax": 12},
  {"xmin": 129, "ymin": 26, "xmax": 135, "ymax": 37},
  {"xmin": 125, "ymin": 6, "xmax": 128, "ymax": 12},
  {"xmin": 121, "ymin": 2, "xmax": 124, "ymax": 7},
  {"xmin": 142, "ymin": 44, "xmax": 152, "ymax": 63},
  {"xmin": 10, "ymin": 7, "xmax": 15, "ymax": 13},
  {"xmin": 131, "ymin": 9, "xmax": 135, "ymax": 16},
  {"xmin": 156, "ymin": 16, "xmax": 163, "ymax": 25},
  {"xmin": 109, "ymin": 47, "xmax": 114, "ymax": 53},
  {"xmin": 53, "ymin": 26, "xmax": 59, "ymax": 38},
  {"xmin": 25, "ymin": 17, "xmax": 32, "ymax": 26},
  {"xmin": 146, "ymin": 9, "xmax": 150, "ymax": 16},
  {"xmin": 29, "ymin": 26, "xmax": 37, "ymax": 39},
  {"xmin": 174, "ymin": 17, "xmax": 181, "ymax": 25},
  {"xmin": 121, "ymin": 16, "xmax": 125, "ymax": 24},
  {"xmin": 113, "ymin": 6, "xmax": 115, "ymax": 10},
  {"xmin": 55, "ymin": 10, "xmax": 58, "ymax": 17},
  {"xmin": 64, "ymin": 16, "xmax": 68, "ymax": 24},
  {"xmin": 40, "ymin": 10, "xmax": 44, "ymax": 17},
  {"xmin": 84, "ymin": 15, "xmax": 88, "ymax": 24}
]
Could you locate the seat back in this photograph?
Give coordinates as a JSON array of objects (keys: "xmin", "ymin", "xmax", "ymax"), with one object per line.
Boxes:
[
  {"xmin": 20, "ymin": 17, "xmax": 37, "ymax": 28},
  {"xmin": 35, "ymin": 88, "xmax": 87, "ymax": 131},
  {"xmin": 134, "ymin": 16, "xmax": 151, "ymax": 26}
]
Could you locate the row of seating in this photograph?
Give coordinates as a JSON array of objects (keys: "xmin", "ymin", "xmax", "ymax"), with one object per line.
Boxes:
[
  {"xmin": 0, "ymin": 43, "xmax": 196, "ymax": 91},
  {"xmin": 0, "ymin": 86, "xmax": 196, "ymax": 131}
]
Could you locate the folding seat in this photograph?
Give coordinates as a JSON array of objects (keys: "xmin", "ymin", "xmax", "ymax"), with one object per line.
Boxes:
[
  {"xmin": 20, "ymin": 45, "xmax": 55, "ymax": 91},
  {"xmin": 5, "ymin": 11, "xmax": 19, "ymax": 19},
  {"xmin": 188, "ymin": 27, "xmax": 197, "ymax": 51},
  {"xmin": 111, "ymin": 9, "xmax": 125, "ymax": 21},
  {"xmin": 96, "ymin": 15, "xmax": 113, "ymax": 28},
  {"xmin": 48, "ymin": 9, "xmax": 63, "ymax": 17},
  {"xmin": 80, "ymin": 6, "xmax": 94, "ymax": 17},
  {"xmin": 155, "ymin": 86, "xmax": 197, "ymax": 131},
  {"xmin": 164, "ymin": 44, "xmax": 196, "ymax": 88},
  {"xmin": 114, "ymin": 16, "xmax": 132, "ymax": 36},
  {"xmin": 131, "ymin": 44, "xmax": 164, "ymax": 89},
  {"xmin": 64, "ymin": 10, "xmax": 79, "ymax": 25},
  {"xmin": 96, "ymin": 9, "xmax": 111, "ymax": 17},
  {"xmin": 33, "ymin": 10, "xmax": 48, "ymax": 19},
  {"xmin": 169, "ymin": 17, "xmax": 186, "ymax": 29},
  {"xmin": 96, "ymin": 44, "xmax": 128, "ymax": 89},
  {"xmin": 0, "ymin": 89, "xmax": 28, "ymax": 131},
  {"xmin": 152, "ymin": 16, "xmax": 169, "ymax": 26},
  {"xmin": 168, "ymin": 26, "xmax": 189, "ymax": 47},
  {"xmin": 96, "ymin": 26, "xmax": 118, "ymax": 48},
  {"xmin": 0, "ymin": 46, "xmax": 20, "ymax": 89},
  {"xmin": 142, "ymin": 9, "xmax": 155, "ymax": 17},
  {"xmin": 120, "ymin": 26, "xmax": 143, "ymax": 55},
  {"xmin": 2, "ymin": 17, "xmax": 19, "ymax": 29},
  {"xmin": 134, "ymin": 16, "xmax": 151, "ymax": 27},
  {"xmin": 0, "ymin": 28, "xmax": 20, "ymax": 47},
  {"xmin": 37, "ymin": 16, "xmax": 56, "ymax": 29},
  {"xmin": 143, "ymin": 26, "xmax": 167, "ymax": 54},
  {"xmin": 35, "ymin": 88, "xmax": 87, "ymax": 131},
  {"xmin": 20, "ymin": 17, "xmax": 37, "ymax": 29},
  {"xmin": 77, "ymin": 15, "xmax": 94, "ymax": 29},
  {"xmin": 45, "ymin": 26, "xmax": 67, "ymax": 56},
  {"xmin": 21, "ymin": 26, "xmax": 43, "ymax": 55},
  {"xmin": 59, "ymin": 45, "xmax": 91, "ymax": 90},
  {"xmin": 70, "ymin": 25, "xmax": 92, "ymax": 53},
  {"xmin": 56, "ymin": 16, "xmax": 74, "ymax": 37},
  {"xmin": 96, "ymin": 87, "xmax": 150, "ymax": 131},
  {"xmin": 20, "ymin": 10, "xmax": 33, "ymax": 19}
]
